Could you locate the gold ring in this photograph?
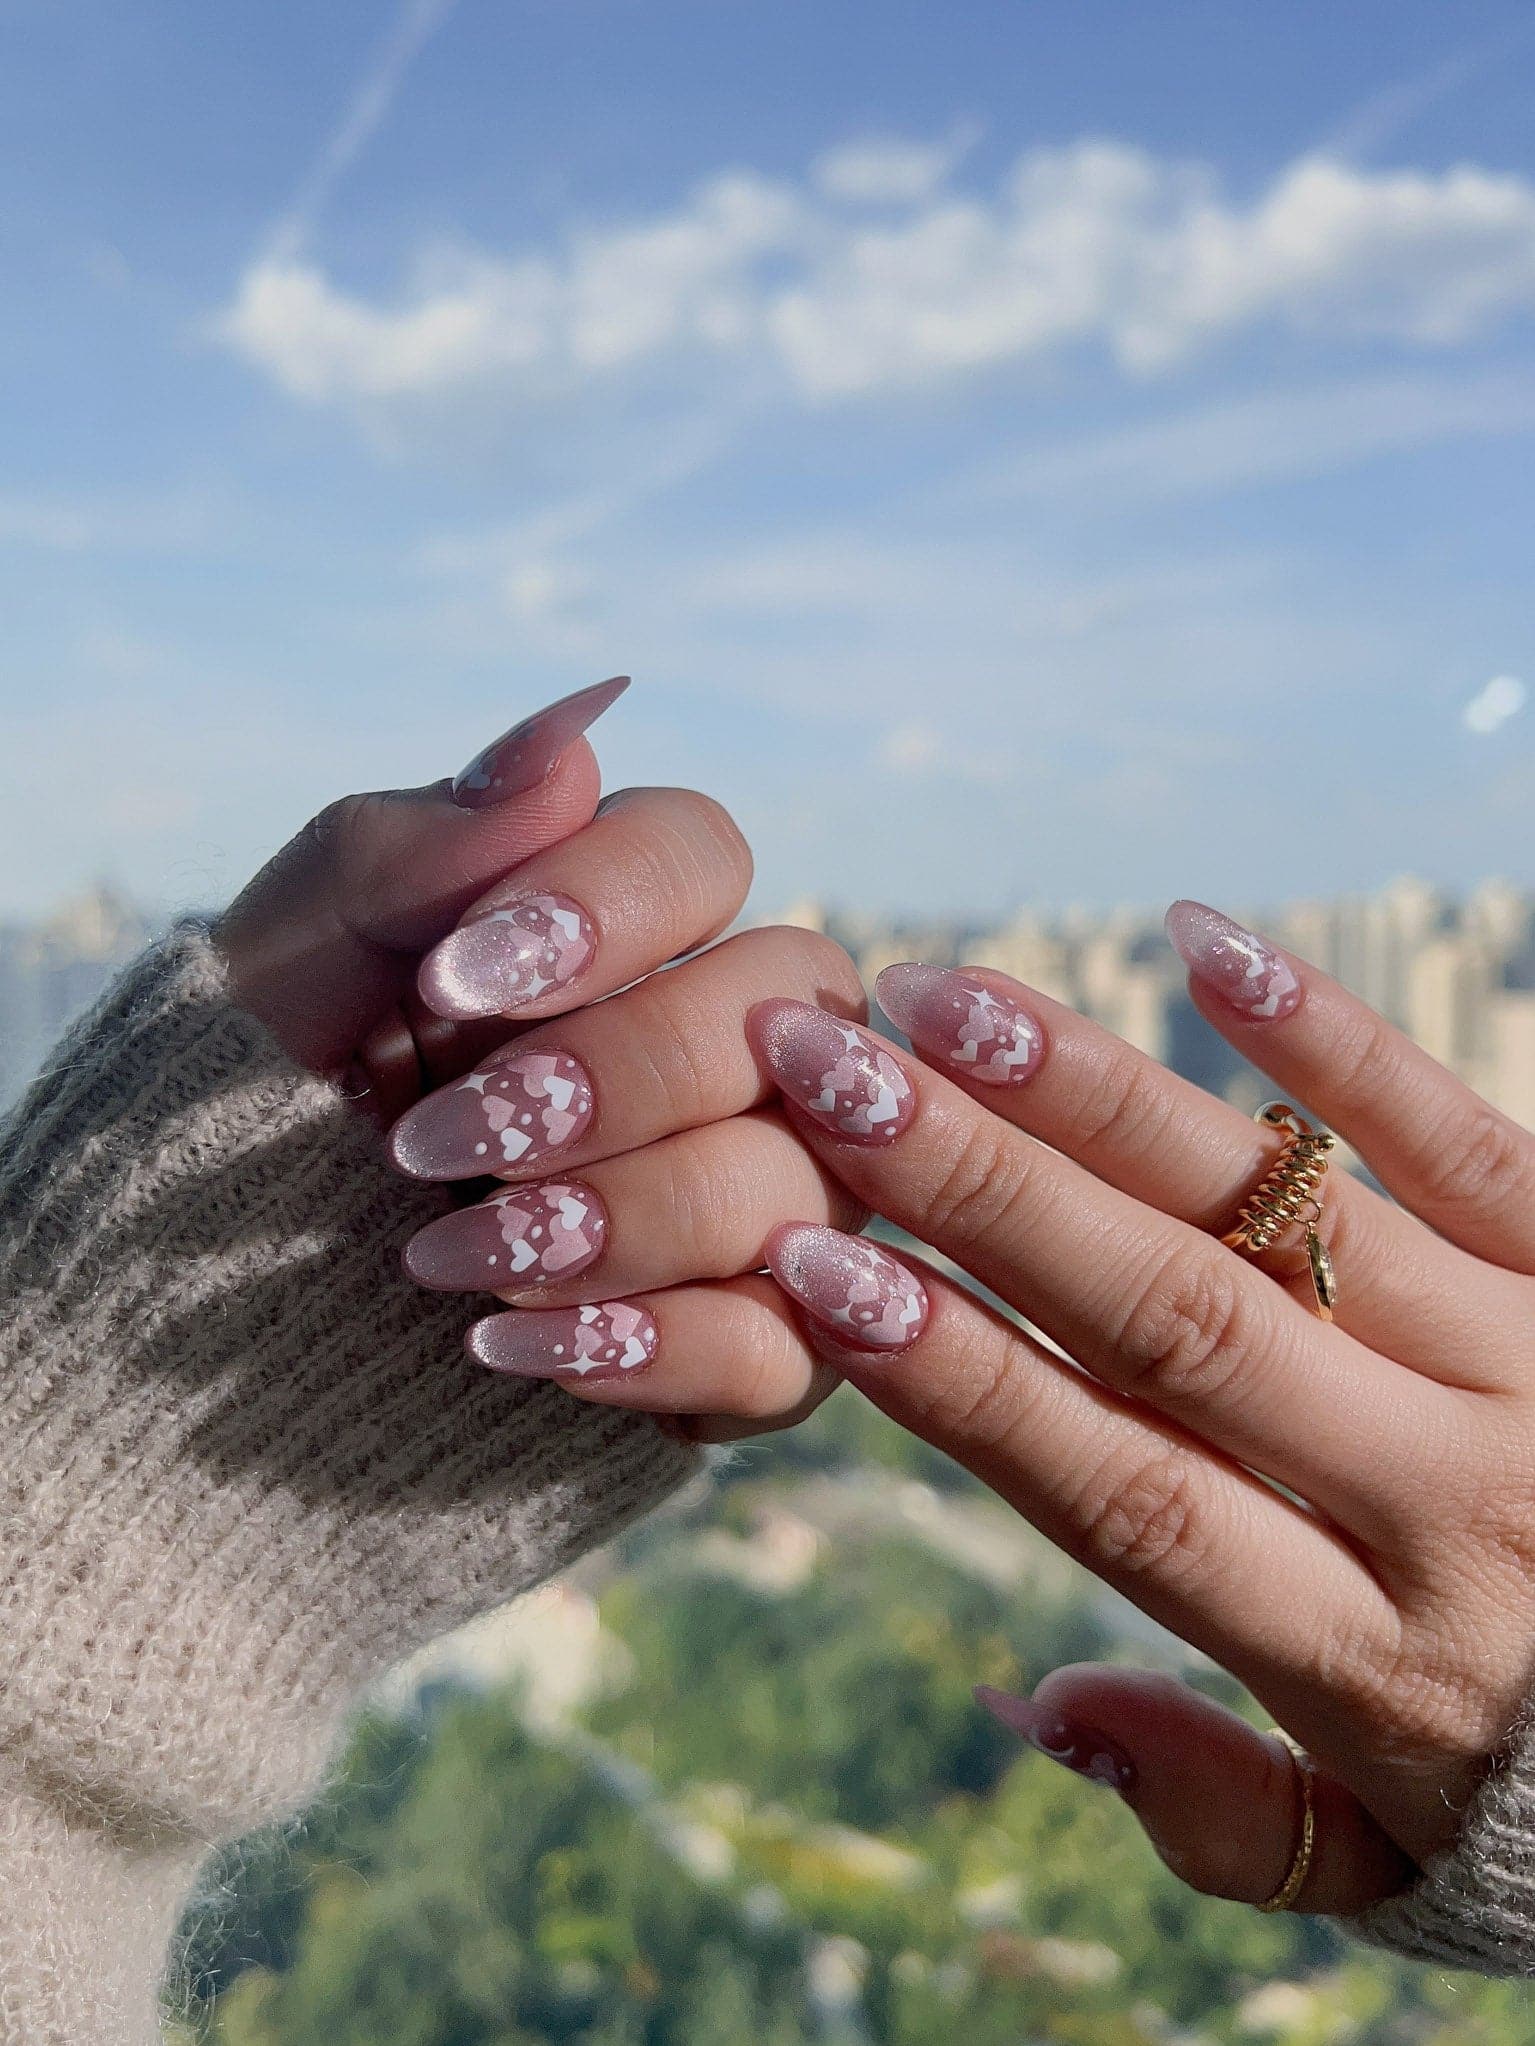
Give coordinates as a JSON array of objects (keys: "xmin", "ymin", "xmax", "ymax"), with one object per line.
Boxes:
[
  {"xmin": 1258, "ymin": 1731, "xmax": 1316, "ymax": 1913},
  {"xmin": 1221, "ymin": 1102, "xmax": 1339, "ymax": 1321}
]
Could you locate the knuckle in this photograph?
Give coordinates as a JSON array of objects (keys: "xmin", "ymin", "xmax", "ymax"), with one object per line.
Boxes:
[
  {"xmin": 1330, "ymin": 1008, "xmax": 1408, "ymax": 1101},
  {"xmin": 304, "ymin": 791, "xmax": 372, "ymax": 862},
  {"xmin": 922, "ymin": 1123, "xmax": 1034, "ymax": 1250},
  {"xmin": 916, "ymin": 1330, "xmax": 1036, "ymax": 1455},
  {"xmin": 1111, "ymin": 1246, "xmax": 1251, "ymax": 1407},
  {"xmin": 1071, "ymin": 1052, "xmax": 1180, "ymax": 1165},
  {"xmin": 628, "ymin": 990, "xmax": 718, "ymax": 1130},
  {"xmin": 1410, "ymin": 1108, "xmax": 1535, "ymax": 1220},
  {"xmin": 1070, "ymin": 1448, "xmax": 1211, "ymax": 1583}
]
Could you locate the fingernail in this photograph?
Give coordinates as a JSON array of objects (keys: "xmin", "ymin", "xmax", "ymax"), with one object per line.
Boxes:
[
  {"xmin": 404, "ymin": 1181, "xmax": 607, "ymax": 1292},
  {"xmin": 750, "ymin": 1000, "xmax": 915, "ymax": 1145},
  {"xmin": 1164, "ymin": 901, "xmax": 1301, "ymax": 1023},
  {"xmin": 467, "ymin": 1299, "xmax": 658, "ymax": 1380},
  {"xmin": 418, "ymin": 895, "xmax": 596, "ymax": 1020},
  {"xmin": 452, "ymin": 677, "xmax": 630, "ymax": 808},
  {"xmin": 974, "ymin": 1687, "xmax": 1137, "ymax": 1794},
  {"xmin": 387, "ymin": 1049, "xmax": 596, "ymax": 1180},
  {"xmin": 876, "ymin": 963, "xmax": 1044, "ymax": 1086},
  {"xmin": 766, "ymin": 1223, "xmax": 928, "ymax": 1354}
]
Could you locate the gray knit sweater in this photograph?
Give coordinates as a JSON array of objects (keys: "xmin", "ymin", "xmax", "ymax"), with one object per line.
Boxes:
[
  {"xmin": 0, "ymin": 931, "xmax": 1532, "ymax": 2040},
  {"xmin": 0, "ymin": 927, "xmax": 696, "ymax": 2042}
]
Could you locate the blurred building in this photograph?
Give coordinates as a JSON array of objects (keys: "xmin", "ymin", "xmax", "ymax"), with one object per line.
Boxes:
[
  {"xmin": 769, "ymin": 874, "xmax": 1535, "ymax": 1121},
  {"xmin": 0, "ymin": 885, "xmax": 152, "ymax": 1108}
]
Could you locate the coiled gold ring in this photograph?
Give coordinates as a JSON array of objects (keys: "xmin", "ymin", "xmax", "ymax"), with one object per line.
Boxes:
[{"xmin": 1222, "ymin": 1102, "xmax": 1339, "ymax": 1321}]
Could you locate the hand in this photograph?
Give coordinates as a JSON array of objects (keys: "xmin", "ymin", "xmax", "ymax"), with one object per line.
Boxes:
[
  {"xmin": 385, "ymin": 917, "xmax": 868, "ymax": 1437},
  {"xmin": 212, "ymin": 677, "xmax": 745, "ymax": 1122},
  {"xmin": 509, "ymin": 901, "xmax": 1535, "ymax": 1917}
]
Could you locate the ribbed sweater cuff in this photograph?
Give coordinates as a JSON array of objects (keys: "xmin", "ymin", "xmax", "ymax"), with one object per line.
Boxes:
[
  {"xmin": 1341, "ymin": 1708, "xmax": 1535, "ymax": 1974},
  {"xmin": 0, "ymin": 921, "xmax": 697, "ymax": 1851}
]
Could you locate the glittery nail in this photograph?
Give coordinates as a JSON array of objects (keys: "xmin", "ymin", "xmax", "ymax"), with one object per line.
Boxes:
[
  {"xmin": 387, "ymin": 1049, "xmax": 595, "ymax": 1181},
  {"xmin": 417, "ymin": 894, "xmax": 595, "ymax": 1021},
  {"xmin": 877, "ymin": 962, "xmax": 1045, "ymax": 1086},
  {"xmin": 452, "ymin": 677, "xmax": 629, "ymax": 808},
  {"xmin": 751, "ymin": 1000, "xmax": 915, "ymax": 1145},
  {"xmin": 1164, "ymin": 901, "xmax": 1302, "ymax": 1023},
  {"xmin": 403, "ymin": 1181, "xmax": 607, "ymax": 1292},
  {"xmin": 766, "ymin": 1223, "xmax": 928, "ymax": 1353},
  {"xmin": 467, "ymin": 1300, "xmax": 659, "ymax": 1380}
]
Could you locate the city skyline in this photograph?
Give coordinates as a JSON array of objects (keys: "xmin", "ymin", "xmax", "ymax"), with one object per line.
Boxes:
[{"xmin": 3, "ymin": 1, "xmax": 1534, "ymax": 920}]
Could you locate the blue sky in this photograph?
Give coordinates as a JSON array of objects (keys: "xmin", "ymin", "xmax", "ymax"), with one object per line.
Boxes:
[{"xmin": 3, "ymin": 0, "xmax": 1534, "ymax": 921}]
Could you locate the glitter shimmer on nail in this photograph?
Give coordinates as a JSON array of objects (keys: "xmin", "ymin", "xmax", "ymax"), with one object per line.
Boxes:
[
  {"xmin": 452, "ymin": 676, "xmax": 629, "ymax": 808},
  {"xmin": 388, "ymin": 1049, "xmax": 595, "ymax": 1181},
  {"xmin": 1164, "ymin": 900, "xmax": 1302, "ymax": 1022},
  {"xmin": 752, "ymin": 1000, "xmax": 915, "ymax": 1145},
  {"xmin": 877, "ymin": 962, "xmax": 1044, "ymax": 1086},
  {"xmin": 418, "ymin": 895, "xmax": 595, "ymax": 1021},
  {"xmin": 403, "ymin": 1182, "xmax": 607, "ymax": 1292},
  {"xmin": 467, "ymin": 1300, "xmax": 659, "ymax": 1380},
  {"xmin": 767, "ymin": 1223, "xmax": 928, "ymax": 1353}
]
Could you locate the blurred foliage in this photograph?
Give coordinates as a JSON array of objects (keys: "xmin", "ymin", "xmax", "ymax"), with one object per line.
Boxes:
[{"xmin": 178, "ymin": 1389, "xmax": 1528, "ymax": 2045}]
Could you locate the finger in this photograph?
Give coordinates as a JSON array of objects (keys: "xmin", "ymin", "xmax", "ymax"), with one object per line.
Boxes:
[
  {"xmin": 1167, "ymin": 900, "xmax": 1535, "ymax": 1276},
  {"xmin": 416, "ymin": 787, "xmax": 753, "ymax": 1023},
  {"xmin": 978, "ymin": 1668, "xmax": 1412, "ymax": 1914},
  {"xmin": 216, "ymin": 678, "xmax": 624, "ymax": 1071},
  {"xmin": 399, "ymin": 1110, "xmax": 866, "ymax": 1301},
  {"xmin": 751, "ymin": 1005, "xmax": 1459, "ymax": 1546},
  {"xmin": 876, "ymin": 961, "xmax": 1505, "ymax": 1383},
  {"xmin": 463, "ymin": 1273, "xmax": 840, "ymax": 1434},
  {"xmin": 764, "ymin": 1225, "xmax": 1399, "ymax": 1722},
  {"xmin": 386, "ymin": 925, "xmax": 866, "ymax": 1183}
]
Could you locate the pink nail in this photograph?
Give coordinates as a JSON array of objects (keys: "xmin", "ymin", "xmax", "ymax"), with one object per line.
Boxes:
[
  {"xmin": 467, "ymin": 1299, "xmax": 659, "ymax": 1380},
  {"xmin": 1164, "ymin": 901, "xmax": 1302, "ymax": 1022},
  {"xmin": 766, "ymin": 1223, "xmax": 928, "ymax": 1353},
  {"xmin": 452, "ymin": 677, "xmax": 629, "ymax": 808},
  {"xmin": 404, "ymin": 1181, "xmax": 607, "ymax": 1292},
  {"xmin": 751, "ymin": 1000, "xmax": 915, "ymax": 1145},
  {"xmin": 387, "ymin": 1048, "xmax": 596, "ymax": 1180},
  {"xmin": 877, "ymin": 963, "xmax": 1044, "ymax": 1086},
  {"xmin": 974, "ymin": 1686, "xmax": 1137, "ymax": 1794},
  {"xmin": 418, "ymin": 894, "xmax": 595, "ymax": 1020}
]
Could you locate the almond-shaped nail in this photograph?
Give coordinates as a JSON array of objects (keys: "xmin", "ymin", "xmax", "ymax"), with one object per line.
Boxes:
[
  {"xmin": 404, "ymin": 1181, "xmax": 607, "ymax": 1292},
  {"xmin": 452, "ymin": 676, "xmax": 629, "ymax": 808},
  {"xmin": 387, "ymin": 1048, "xmax": 596, "ymax": 1180},
  {"xmin": 418, "ymin": 894, "xmax": 596, "ymax": 1021},
  {"xmin": 877, "ymin": 963, "xmax": 1045, "ymax": 1086},
  {"xmin": 974, "ymin": 1686, "xmax": 1137, "ymax": 1794},
  {"xmin": 766, "ymin": 1223, "xmax": 928, "ymax": 1353},
  {"xmin": 751, "ymin": 1000, "xmax": 915, "ymax": 1145},
  {"xmin": 467, "ymin": 1299, "xmax": 658, "ymax": 1380},
  {"xmin": 1164, "ymin": 900, "xmax": 1302, "ymax": 1022}
]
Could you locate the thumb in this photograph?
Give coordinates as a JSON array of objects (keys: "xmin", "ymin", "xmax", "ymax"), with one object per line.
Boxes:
[
  {"xmin": 978, "ymin": 1666, "xmax": 1413, "ymax": 1915},
  {"xmin": 215, "ymin": 678, "xmax": 623, "ymax": 1074}
]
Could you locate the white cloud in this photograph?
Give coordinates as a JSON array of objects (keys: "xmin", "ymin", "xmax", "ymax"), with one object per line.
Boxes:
[
  {"xmin": 874, "ymin": 721, "xmax": 1017, "ymax": 784},
  {"xmin": 1462, "ymin": 674, "xmax": 1527, "ymax": 735},
  {"xmin": 813, "ymin": 128, "xmax": 978, "ymax": 205},
  {"xmin": 216, "ymin": 139, "xmax": 1535, "ymax": 418}
]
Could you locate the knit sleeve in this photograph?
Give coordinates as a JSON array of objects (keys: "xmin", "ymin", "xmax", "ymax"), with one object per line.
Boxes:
[
  {"xmin": 0, "ymin": 923, "xmax": 698, "ymax": 2043},
  {"xmin": 1338, "ymin": 1710, "xmax": 1535, "ymax": 1974}
]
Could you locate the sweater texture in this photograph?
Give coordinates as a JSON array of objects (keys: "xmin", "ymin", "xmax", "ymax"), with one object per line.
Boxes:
[
  {"xmin": 2, "ymin": 925, "xmax": 1535, "ymax": 2035},
  {"xmin": 0, "ymin": 926, "xmax": 696, "ymax": 2042}
]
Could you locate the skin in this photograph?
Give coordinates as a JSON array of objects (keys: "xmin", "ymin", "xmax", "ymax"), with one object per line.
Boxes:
[
  {"xmin": 419, "ymin": 929, "xmax": 1535, "ymax": 1921},
  {"xmin": 217, "ymin": 749, "xmax": 1535, "ymax": 1922}
]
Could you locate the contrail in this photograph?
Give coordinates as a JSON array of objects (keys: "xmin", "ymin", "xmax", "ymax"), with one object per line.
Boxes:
[
  {"xmin": 262, "ymin": 0, "xmax": 461, "ymax": 263},
  {"xmin": 1317, "ymin": 12, "xmax": 1535, "ymax": 161}
]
